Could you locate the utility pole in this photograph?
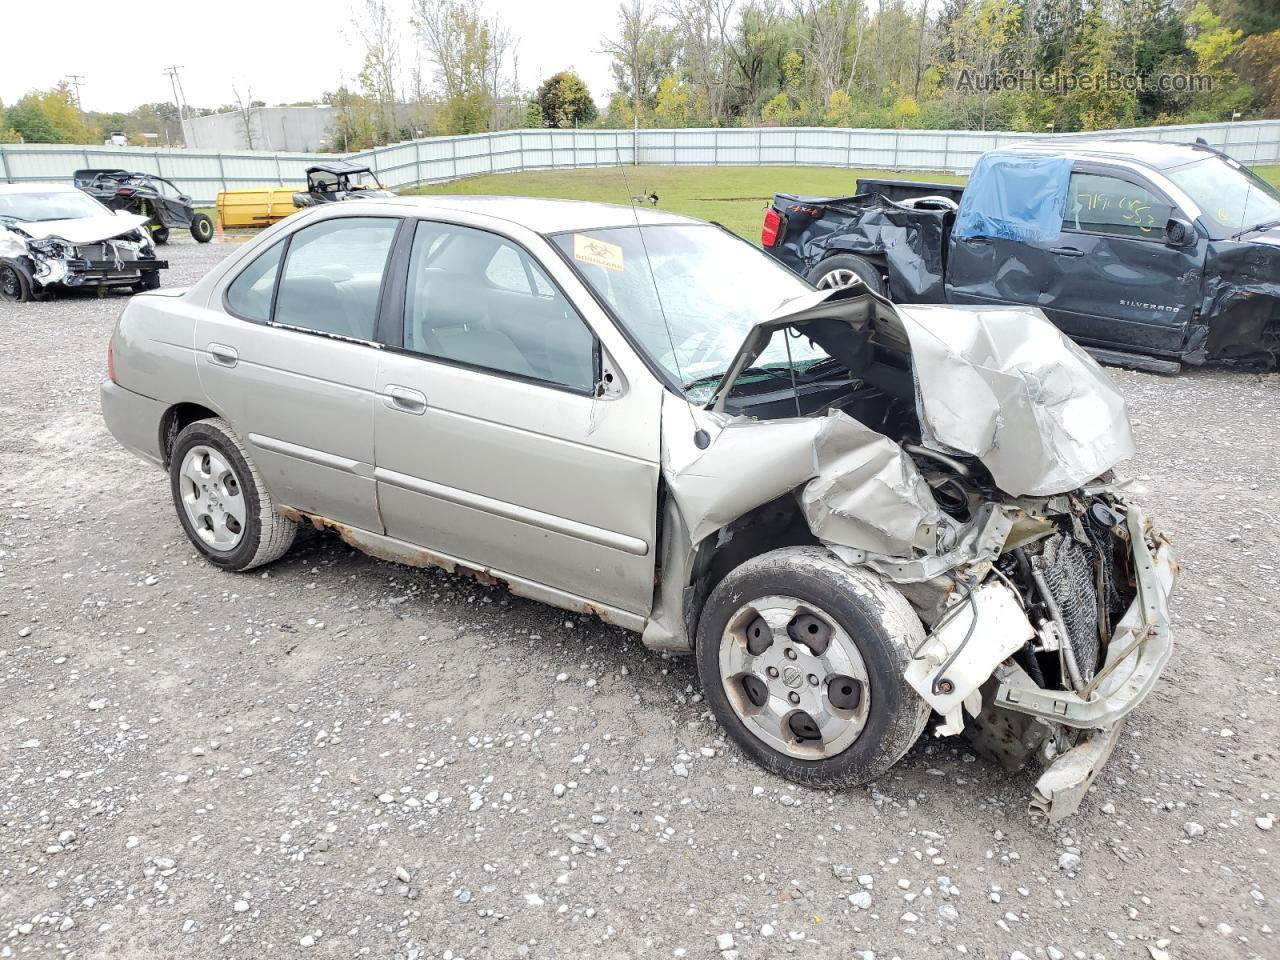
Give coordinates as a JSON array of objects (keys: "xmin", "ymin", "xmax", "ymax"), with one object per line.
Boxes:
[
  {"xmin": 66, "ymin": 74, "xmax": 87, "ymax": 132},
  {"xmin": 163, "ymin": 65, "xmax": 194, "ymax": 147}
]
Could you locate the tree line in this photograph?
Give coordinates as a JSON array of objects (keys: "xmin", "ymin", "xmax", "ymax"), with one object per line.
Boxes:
[
  {"xmin": 3, "ymin": 0, "xmax": 1277, "ymax": 148},
  {"xmin": 597, "ymin": 0, "xmax": 1278, "ymax": 132}
]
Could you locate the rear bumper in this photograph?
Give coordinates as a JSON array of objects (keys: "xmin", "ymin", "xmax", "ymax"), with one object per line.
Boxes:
[
  {"xmin": 100, "ymin": 380, "xmax": 167, "ymax": 468},
  {"xmin": 63, "ymin": 258, "xmax": 168, "ymax": 288}
]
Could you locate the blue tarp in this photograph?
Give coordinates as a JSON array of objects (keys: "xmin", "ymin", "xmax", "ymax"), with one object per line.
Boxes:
[{"xmin": 953, "ymin": 153, "xmax": 1073, "ymax": 243}]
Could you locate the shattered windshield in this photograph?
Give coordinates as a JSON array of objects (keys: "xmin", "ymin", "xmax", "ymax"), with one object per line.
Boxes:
[
  {"xmin": 1166, "ymin": 156, "xmax": 1280, "ymax": 238},
  {"xmin": 0, "ymin": 190, "xmax": 110, "ymax": 223},
  {"xmin": 553, "ymin": 224, "xmax": 827, "ymax": 396}
]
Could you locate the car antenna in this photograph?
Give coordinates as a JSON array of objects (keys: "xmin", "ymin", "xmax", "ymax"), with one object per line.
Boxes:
[{"xmin": 613, "ymin": 147, "xmax": 709, "ymax": 449}]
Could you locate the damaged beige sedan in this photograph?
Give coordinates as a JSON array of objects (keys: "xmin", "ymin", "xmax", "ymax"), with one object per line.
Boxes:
[{"xmin": 101, "ymin": 198, "xmax": 1177, "ymax": 820}]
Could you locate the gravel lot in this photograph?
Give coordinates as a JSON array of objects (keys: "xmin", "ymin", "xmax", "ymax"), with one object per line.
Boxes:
[{"xmin": 2, "ymin": 237, "xmax": 1277, "ymax": 960}]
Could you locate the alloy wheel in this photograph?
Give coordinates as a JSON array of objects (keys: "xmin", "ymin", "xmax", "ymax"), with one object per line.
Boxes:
[
  {"xmin": 815, "ymin": 268, "xmax": 860, "ymax": 290},
  {"xmin": 178, "ymin": 444, "xmax": 247, "ymax": 551}
]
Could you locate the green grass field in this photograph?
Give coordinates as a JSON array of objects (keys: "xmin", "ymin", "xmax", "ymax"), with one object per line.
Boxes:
[
  {"xmin": 407, "ymin": 166, "xmax": 965, "ymax": 240},
  {"xmin": 409, "ymin": 162, "xmax": 1280, "ymax": 240}
]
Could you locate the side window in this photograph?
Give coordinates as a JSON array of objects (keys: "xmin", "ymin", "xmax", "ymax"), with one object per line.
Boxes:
[
  {"xmin": 403, "ymin": 221, "xmax": 596, "ymax": 392},
  {"xmin": 273, "ymin": 217, "xmax": 398, "ymax": 340},
  {"xmin": 1063, "ymin": 172, "xmax": 1173, "ymax": 239},
  {"xmin": 225, "ymin": 240, "xmax": 284, "ymax": 322}
]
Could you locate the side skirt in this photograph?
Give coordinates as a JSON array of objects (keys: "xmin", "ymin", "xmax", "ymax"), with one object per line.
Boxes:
[{"xmin": 277, "ymin": 507, "xmax": 648, "ymax": 635}]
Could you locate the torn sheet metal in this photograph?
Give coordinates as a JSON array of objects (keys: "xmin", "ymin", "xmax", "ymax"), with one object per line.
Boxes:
[
  {"xmin": 893, "ymin": 303, "xmax": 1136, "ymax": 497},
  {"xmin": 799, "ymin": 415, "xmax": 942, "ymax": 556},
  {"xmin": 772, "ymin": 194, "xmax": 949, "ymax": 302},
  {"xmin": 1029, "ymin": 722, "xmax": 1124, "ymax": 822},
  {"xmin": 665, "ymin": 407, "xmax": 940, "ymax": 557},
  {"xmin": 1197, "ymin": 235, "xmax": 1280, "ymax": 364}
]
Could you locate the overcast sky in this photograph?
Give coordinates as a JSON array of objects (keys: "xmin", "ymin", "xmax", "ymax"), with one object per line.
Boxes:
[{"xmin": 2, "ymin": 0, "xmax": 620, "ymax": 113}]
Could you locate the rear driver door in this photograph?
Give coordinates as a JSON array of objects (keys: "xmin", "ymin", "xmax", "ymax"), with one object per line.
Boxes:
[{"xmin": 197, "ymin": 214, "xmax": 402, "ymax": 533}]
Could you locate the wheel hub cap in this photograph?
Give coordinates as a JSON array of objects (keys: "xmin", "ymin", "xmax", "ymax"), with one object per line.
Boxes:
[
  {"xmin": 718, "ymin": 595, "xmax": 871, "ymax": 760},
  {"xmin": 178, "ymin": 445, "xmax": 246, "ymax": 552}
]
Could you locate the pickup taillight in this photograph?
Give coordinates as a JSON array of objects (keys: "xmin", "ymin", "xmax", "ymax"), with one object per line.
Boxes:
[{"xmin": 761, "ymin": 209, "xmax": 782, "ymax": 247}]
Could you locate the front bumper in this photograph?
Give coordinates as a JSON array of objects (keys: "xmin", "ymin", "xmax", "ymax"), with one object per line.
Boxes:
[
  {"xmin": 63, "ymin": 257, "xmax": 168, "ymax": 288},
  {"xmin": 996, "ymin": 505, "xmax": 1179, "ymax": 820}
]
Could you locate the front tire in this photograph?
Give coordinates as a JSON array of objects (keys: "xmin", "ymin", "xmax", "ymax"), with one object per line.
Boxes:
[
  {"xmin": 169, "ymin": 418, "xmax": 296, "ymax": 571},
  {"xmin": 809, "ymin": 253, "xmax": 887, "ymax": 297},
  {"xmin": 0, "ymin": 259, "xmax": 35, "ymax": 302},
  {"xmin": 696, "ymin": 546, "xmax": 929, "ymax": 787},
  {"xmin": 190, "ymin": 213, "xmax": 214, "ymax": 243},
  {"xmin": 132, "ymin": 270, "xmax": 162, "ymax": 294}
]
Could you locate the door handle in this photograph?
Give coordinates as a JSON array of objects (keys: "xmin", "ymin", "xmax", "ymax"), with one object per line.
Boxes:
[
  {"xmin": 207, "ymin": 343, "xmax": 238, "ymax": 367},
  {"xmin": 383, "ymin": 385, "xmax": 427, "ymax": 415},
  {"xmin": 1050, "ymin": 246, "xmax": 1085, "ymax": 258},
  {"xmin": 961, "ymin": 236, "xmax": 991, "ymax": 245}
]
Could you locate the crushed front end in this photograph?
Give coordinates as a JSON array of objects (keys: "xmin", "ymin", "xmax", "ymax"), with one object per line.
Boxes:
[
  {"xmin": 660, "ymin": 287, "xmax": 1177, "ymax": 820},
  {"xmin": 888, "ymin": 482, "xmax": 1177, "ymax": 822},
  {"xmin": 0, "ymin": 215, "xmax": 167, "ymax": 296}
]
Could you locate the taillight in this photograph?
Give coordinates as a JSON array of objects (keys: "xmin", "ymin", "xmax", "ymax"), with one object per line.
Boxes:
[
  {"xmin": 115, "ymin": 186, "xmax": 135, "ymax": 197},
  {"xmin": 107, "ymin": 340, "xmax": 116, "ymax": 383},
  {"xmin": 761, "ymin": 209, "xmax": 782, "ymax": 247}
]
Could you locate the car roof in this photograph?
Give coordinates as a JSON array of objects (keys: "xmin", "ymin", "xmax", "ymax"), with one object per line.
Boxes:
[
  {"xmin": 0, "ymin": 181, "xmax": 86, "ymax": 195},
  {"xmin": 355, "ymin": 195, "xmax": 703, "ymax": 234},
  {"xmin": 998, "ymin": 138, "xmax": 1222, "ymax": 170}
]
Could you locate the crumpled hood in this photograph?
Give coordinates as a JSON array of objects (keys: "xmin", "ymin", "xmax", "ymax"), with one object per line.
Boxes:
[
  {"xmin": 710, "ymin": 288, "xmax": 1134, "ymax": 498},
  {"xmin": 894, "ymin": 303, "xmax": 1135, "ymax": 496},
  {"xmin": 13, "ymin": 213, "xmax": 150, "ymax": 245}
]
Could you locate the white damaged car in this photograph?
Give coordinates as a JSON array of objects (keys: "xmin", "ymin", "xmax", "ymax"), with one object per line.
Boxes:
[
  {"xmin": 0, "ymin": 182, "xmax": 167, "ymax": 301},
  {"xmin": 100, "ymin": 198, "xmax": 1177, "ymax": 820}
]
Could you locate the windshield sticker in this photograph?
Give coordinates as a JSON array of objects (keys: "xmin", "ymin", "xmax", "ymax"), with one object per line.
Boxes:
[{"xmin": 573, "ymin": 234, "xmax": 625, "ymax": 272}]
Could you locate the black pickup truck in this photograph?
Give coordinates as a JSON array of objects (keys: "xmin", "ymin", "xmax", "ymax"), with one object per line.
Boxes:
[{"xmin": 762, "ymin": 140, "xmax": 1280, "ymax": 370}]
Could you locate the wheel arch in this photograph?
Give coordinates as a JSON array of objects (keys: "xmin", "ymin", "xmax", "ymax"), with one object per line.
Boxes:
[
  {"xmin": 681, "ymin": 492, "xmax": 821, "ymax": 649},
  {"xmin": 811, "ymin": 248, "xmax": 888, "ymax": 275},
  {"xmin": 159, "ymin": 401, "xmax": 223, "ymax": 467}
]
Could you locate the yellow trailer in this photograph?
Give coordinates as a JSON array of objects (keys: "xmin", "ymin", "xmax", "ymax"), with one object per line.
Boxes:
[{"xmin": 215, "ymin": 188, "xmax": 300, "ymax": 229}]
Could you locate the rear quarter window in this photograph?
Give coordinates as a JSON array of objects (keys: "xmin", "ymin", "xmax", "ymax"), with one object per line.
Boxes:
[{"xmin": 225, "ymin": 240, "xmax": 284, "ymax": 322}]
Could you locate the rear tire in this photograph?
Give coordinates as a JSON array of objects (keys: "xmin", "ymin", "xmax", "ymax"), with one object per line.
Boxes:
[
  {"xmin": 0, "ymin": 259, "xmax": 34, "ymax": 303},
  {"xmin": 190, "ymin": 213, "xmax": 214, "ymax": 243},
  {"xmin": 809, "ymin": 254, "xmax": 887, "ymax": 297},
  {"xmin": 169, "ymin": 417, "xmax": 297, "ymax": 572},
  {"xmin": 696, "ymin": 546, "xmax": 929, "ymax": 788}
]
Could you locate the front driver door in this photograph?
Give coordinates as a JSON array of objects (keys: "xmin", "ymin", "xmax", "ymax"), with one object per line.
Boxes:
[
  {"xmin": 1035, "ymin": 168, "xmax": 1205, "ymax": 355},
  {"xmin": 372, "ymin": 218, "xmax": 662, "ymax": 617}
]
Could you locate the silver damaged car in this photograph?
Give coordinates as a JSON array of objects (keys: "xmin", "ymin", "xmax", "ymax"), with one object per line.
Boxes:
[{"xmin": 101, "ymin": 197, "xmax": 1178, "ymax": 819}]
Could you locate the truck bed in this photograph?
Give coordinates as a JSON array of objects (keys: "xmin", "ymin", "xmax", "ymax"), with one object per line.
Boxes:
[{"xmin": 853, "ymin": 178, "xmax": 965, "ymax": 206}]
